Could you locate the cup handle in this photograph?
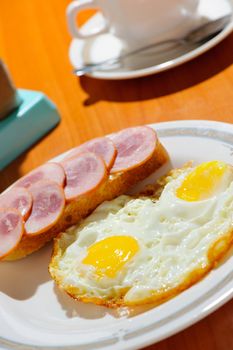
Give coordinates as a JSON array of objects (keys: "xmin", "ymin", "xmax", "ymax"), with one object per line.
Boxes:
[{"xmin": 66, "ymin": 0, "xmax": 109, "ymax": 39}]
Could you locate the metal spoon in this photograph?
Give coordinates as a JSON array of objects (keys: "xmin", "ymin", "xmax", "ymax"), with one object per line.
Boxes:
[{"xmin": 73, "ymin": 14, "xmax": 232, "ymax": 76}]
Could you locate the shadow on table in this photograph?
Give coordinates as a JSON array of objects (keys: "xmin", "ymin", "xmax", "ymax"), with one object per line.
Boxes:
[
  {"xmin": 0, "ymin": 154, "xmax": 27, "ymax": 193},
  {"xmin": 79, "ymin": 33, "xmax": 233, "ymax": 106}
]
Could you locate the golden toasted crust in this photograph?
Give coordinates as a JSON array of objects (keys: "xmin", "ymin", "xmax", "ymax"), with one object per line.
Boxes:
[
  {"xmin": 49, "ymin": 162, "xmax": 233, "ymax": 308},
  {"xmin": 4, "ymin": 140, "xmax": 169, "ymax": 261}
]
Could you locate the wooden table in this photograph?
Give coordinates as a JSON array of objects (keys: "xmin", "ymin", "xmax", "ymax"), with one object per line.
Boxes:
[{"xmin": 0, "ymin": 1, "xmax": 233, "ymax": 349}]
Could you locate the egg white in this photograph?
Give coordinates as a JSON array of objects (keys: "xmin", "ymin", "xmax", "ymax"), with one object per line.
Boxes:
[{"xmin": 50, "ymin": 166, "xmax": 233, "ymax": 306}]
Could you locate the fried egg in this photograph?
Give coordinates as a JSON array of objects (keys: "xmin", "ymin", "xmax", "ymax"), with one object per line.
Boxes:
[{"xmin": 50, "ymin": 161, "xmax": 233, "ymax": 307}]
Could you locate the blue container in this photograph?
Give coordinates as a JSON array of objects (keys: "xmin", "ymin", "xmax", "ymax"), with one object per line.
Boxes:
[{"xmin": 0, "ymin": 89, "xmax": 60, "ymax": 170}]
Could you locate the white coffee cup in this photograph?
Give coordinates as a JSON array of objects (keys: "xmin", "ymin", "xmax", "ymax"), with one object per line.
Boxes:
[{"xmin": 67, "ymin": 0, "xmax": 199, "ymax": 46}]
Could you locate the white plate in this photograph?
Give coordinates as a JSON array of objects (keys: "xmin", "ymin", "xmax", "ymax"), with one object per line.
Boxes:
[
  {"xmin": 1, "ymin": 120, "xmax": 233, "ymax": 350},
  {"xmin": 69, "ymin": 0, "xmax": 233, "ymax": 79}
]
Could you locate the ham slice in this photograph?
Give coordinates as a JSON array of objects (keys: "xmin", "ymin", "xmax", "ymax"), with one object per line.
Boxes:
[
  {"xmin": 0, "ymin": 187, "xmax": 32, "ymax": 220},
  {"xmin": 25, "ymin": 181, "xmax": 65, "ymax": 235},
  {"xmin": 109, "ymin": 126, "xmax": 157, "ymax": 173},
  {"xmin": 63, "ymin": 152, "xmax": 107, "ymax": 201},
  {"xmin": 64, "ymin": 137, "xmax": 117, "ymax": 169},
  {"xmin": 0, "ymin": 209, "xmax": 24, "ymax": 259},
  {"xmin": 14, "ymin": 163, "xmax": 65, "ymax": 189}
]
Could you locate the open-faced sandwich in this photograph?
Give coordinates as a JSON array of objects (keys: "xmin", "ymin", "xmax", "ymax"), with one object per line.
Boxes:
[{"xmin": 0, "ymin": 126, "xmax": 168, "ymax": 260}]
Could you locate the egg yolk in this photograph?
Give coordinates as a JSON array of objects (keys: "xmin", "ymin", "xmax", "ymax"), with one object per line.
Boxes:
[
  {"xmin": 176, "ymin": 161, "xmax": 227, "ymax": 202},
  {"xmin": 82, "ymin": 236, "xmax": 139, "ymax": 278}
]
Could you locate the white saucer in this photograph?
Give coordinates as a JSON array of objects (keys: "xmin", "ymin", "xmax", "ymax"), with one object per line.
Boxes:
[{"xmin": 69, "ymin": 0, "xmax": 233, "ymax": 80}]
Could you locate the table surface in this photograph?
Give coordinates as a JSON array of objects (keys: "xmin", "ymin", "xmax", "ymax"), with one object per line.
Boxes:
[{"xmin": 0, "ymin": 1, "xmax": 233, "ymax": 349}]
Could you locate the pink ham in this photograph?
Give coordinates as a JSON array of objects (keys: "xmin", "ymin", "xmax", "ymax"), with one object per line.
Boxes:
[
  {"xmin": 25, "ymin": 181, "xmax": 65, "ymax": 235},
  {"xmin": 63, "ymin": 152, "xmax": 107, "ymax": 201},
  {"xmin": 13, "ymin": 163, "xmax": 65, "ymax": 189},
  {"xmin": 0, "ymin": 187, "xmax": 32, "ymax": 220},
  {"xmin": 0, "ymin": 209, "xmax": 24, "ymax": 259},
  {"xmin": 63, "ymin": 137, "xmax": 117, "ymax": 169},
  {"xmin": 109, "ymin": 126, "xmax": 157, "ymax": 173}
]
